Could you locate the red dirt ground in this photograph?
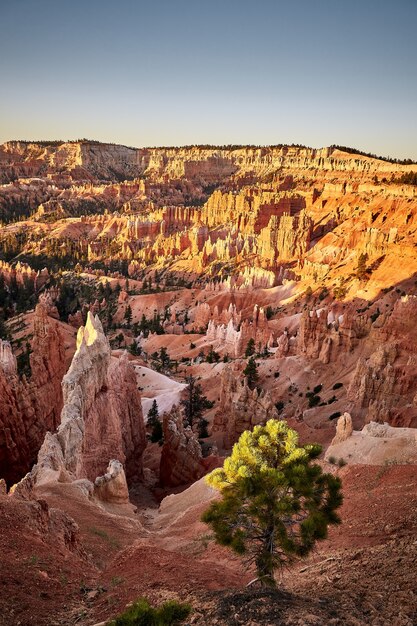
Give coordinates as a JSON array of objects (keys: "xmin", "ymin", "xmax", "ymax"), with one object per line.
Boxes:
[{"xmin": 1, "ymin": 464, "xmax": 416, "ymax": 625}]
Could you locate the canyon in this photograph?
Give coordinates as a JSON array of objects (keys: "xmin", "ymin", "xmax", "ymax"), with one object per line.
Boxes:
[{"xmin": 1, "ymin": 140, "xmax": 417, "ymax": 625}]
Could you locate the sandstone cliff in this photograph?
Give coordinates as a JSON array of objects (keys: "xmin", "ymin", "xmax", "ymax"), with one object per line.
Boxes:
[
  {"xmin": 0, "ymin": 303, "xmax": 67, "ymax": 485},
  {"xmin": 3, "ymin": 141, "xmax": 414, "ymax": 185}
]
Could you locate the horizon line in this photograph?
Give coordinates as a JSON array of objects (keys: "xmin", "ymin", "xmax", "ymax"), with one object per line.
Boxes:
[{"xmin": 2, "ymin": 138, "xmax": 416, "ymax": 165}]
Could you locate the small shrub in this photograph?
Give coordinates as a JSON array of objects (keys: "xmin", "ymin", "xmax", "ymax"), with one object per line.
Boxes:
[
  {"xmin": 333, "ymin": 285, "xmax": 347, "ymax": 300},
  {"xmin": 308, "ymin": 394, "xmax": 321, "ymax": 408},
  {"xmin": 313, "ymin": 384, "xmax": 323, "ymax": 394},
  {"xmin": 337, "ymin": 458, "xmax": 347, "ymax": 468},
  {"xmin": 329, "ymin": 411, "xmax": 341, "ymax": 421},
  {"xmin": 328, "ymin": 456, "xmax": 336, "ymax": 465},
  {"xmin": 332, "ymin": 382, "xmax": 343, "ymax": 390},
  {"xmin": 370, "ymin": 308, "xmax": 380, "ymax": 323},
  {"xmin": 265, "ymin": 306, "xmax": 275, "ymax": 320},
  {"xmin": 206, "ymin": 347, "xmax": 220, "ymax": 363},
  {"xmin": 318, "ymin": 287, "xmax": 329, "ymax": 301},
  {"xmin": 275, "ymin": 401, "xmax": 284, "ymax": 412},
  {"xmin": 109, "ymin": 597, "xmax": 191, "ymax": 626},
  {"xmin": 274, "ymin": 371, "xmax": 280, "ymax": 379}
]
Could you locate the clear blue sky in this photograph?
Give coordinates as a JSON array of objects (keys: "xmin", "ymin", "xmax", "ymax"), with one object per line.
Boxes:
[{"xmin": 1, "ymin": 0, "xmax": 416, "ymax": 159}]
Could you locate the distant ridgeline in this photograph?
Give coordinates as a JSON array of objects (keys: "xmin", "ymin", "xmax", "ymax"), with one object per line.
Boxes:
[{"xmin": 7, "ymin": 139, "xmax": 417, "ymax": 163}]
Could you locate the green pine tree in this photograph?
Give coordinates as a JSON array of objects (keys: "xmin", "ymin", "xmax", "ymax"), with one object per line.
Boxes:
[
  {"xmin": 124, "ymin": 304, "xmax": 132, "ymax": 326},
  {"xmin": 181, "ymin": 375, "xmax": 214, "ymax": 436},
  {"xmin": 243, "ymin": 356, "xmax": 259, "ymax": 389},
  {"xmin": 159, "ymin": 346, "xmax": 171, "ymax": 372},
  {"xmin": 245, "ymin": 338, "xmax": 255, "ymax": 357},
  {"xmin": 147, "ymin": 400, "xmax": 163, "ymax": 444},
  {"xmin": 202, "ymin": 419, "xmax": 343, "ymax": 587}
]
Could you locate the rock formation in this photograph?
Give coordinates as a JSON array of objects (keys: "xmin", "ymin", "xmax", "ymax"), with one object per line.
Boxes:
[
  {"xmin": 0, "ymin": 304, "xmax": 67, "ymax": 485},
  {"xmin": 330, "ymin": 412, "xmax": 353, "ymax": 445},
  {"xmin": 94, "ymin": 459, "xmax": 130, "ymax": 504},
  {"xmin": 213, "ymin": 364, "xmax": 279, "ymax": 447},
  {"xmin": 206, "ymin": 304, "xmax": 271, "ymax": 357},
  {"xmin": 325, "ymin": 419, "xmax": 417, "ymax": 465},
  {"xmin": 15, "ymin": 313, "xmax": 146, "ymax": 497},
  {"xmin": 298, "ymin": 306, "xmax": 369, "ymax": 364},
  {"xmin": 347, "ymin": 342, "xmax": 417, "ymax": 426},
  {"xmin": 159, "ymin": 405, "xmax": 204, "ymax": 487}
]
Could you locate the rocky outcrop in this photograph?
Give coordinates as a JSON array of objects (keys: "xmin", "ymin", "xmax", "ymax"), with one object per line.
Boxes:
[
  {"xmin": 0, "ymin": 260, "xmax": 49, "ymax": 290},
  {"xmin": 213, "ymin": 364, "xmax": 279, "ymax": 447},
  {"xmin": 94, "ymin": 460, "xmax": 130, "ymax": 504},
  {"xmin": 192, "ymin": 301, "xmax": 241, "ymax": 332},
  {"xmin": 2, "ymin": 142, "xmax": 416, "ymax": 186},
  {"xmin": 298, "ymin": 306, "xmax": 369, "ymax": 364},
  {"xmin": 330, "ymin": 412, "xmax": 353, "ymax": 445},
  {"xmin": 17, "ymin": 313, "xmax": 146, "ymax": 496},
  {"xmin": 159, "ymin": 405, "xmax": 204, "ymax": 487},
  {"xmin": 0, "ymin": 304, "xmax": 67, "ymax": 486},
  {"xmin": 258, "ymin": 209, "xmax": 312, "ymax": 265},
  {"xmin": 347, "ymin": 342, "xmax": 417, "ymax": 426},
  {"xmin": 325, "ymin": 420, "xmax": 417, "ymax": 465},
  {"xmin": 206, "ymin": 304, "xmax": 271, "ymax": 357}
]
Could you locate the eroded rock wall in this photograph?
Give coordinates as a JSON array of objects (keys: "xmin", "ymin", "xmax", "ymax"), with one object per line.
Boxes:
[
  {"xmin": 0, "ymin": 304, "xmax": 67, "ymax": 485},
  {"xmin": 159, "ymin": 405, "xmax": 204, "ymax": 487},
  {"xmin": 213, "ymin": 364, "xmax": 279, "ymax": 447}
]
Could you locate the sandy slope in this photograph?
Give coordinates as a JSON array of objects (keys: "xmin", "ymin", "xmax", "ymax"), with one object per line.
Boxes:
[{"xmin": 135, "ymin": 365, "xmax": 186, "ymax": 417}]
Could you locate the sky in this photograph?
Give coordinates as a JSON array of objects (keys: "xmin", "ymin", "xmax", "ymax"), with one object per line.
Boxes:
[{"xmin": 0, "ymin": 0, "xmax": 416, "ymax": 159}]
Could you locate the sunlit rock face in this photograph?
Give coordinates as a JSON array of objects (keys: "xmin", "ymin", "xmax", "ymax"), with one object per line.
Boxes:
[
  {"xmin": 1, "ymin": 141, "xmax": 417, "ymax": 290},
  {"xmin": 2, "ymin": 142, "xmax": 416, "ymax": 185}
]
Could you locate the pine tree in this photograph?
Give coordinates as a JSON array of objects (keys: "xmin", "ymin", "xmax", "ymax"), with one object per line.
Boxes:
[
  {"xmin": 147, "ymin": 400, "xmax": 163, "ymax": 444},
  {"xmin": 202, "ymin": 419, "xmax": 343, "ymax": 587},
  {"xmin": 159, "ymin": 346, "xmax": 171, "ymax": 371},
  {"xmin": 206, "ymin": 346, "xmax": 220, "ymax": 363},
  {"xmin": 243, "ymin": 356, "xmax": 259, "ymax": 389},
  {"xmin": 245, "ymin": 338, "xmax": 255, "ymax": 357},
  {"xmin": 181, "ymin": 375, "xmax": 214, "ymax": 436},
  {"xmin": 124, "ymin": 304, "xmax": 132, "ymax": 326}
]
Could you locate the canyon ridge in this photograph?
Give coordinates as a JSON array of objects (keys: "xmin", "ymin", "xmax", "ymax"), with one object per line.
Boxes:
[{"xmin": 1, "ymin": 140, "xmax": 417, "ymax": 625}]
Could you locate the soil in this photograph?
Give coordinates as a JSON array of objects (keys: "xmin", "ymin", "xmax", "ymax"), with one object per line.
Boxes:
[{"xmin": 1, "ymin": 464, "xmax": 417, "ymax": 626}]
